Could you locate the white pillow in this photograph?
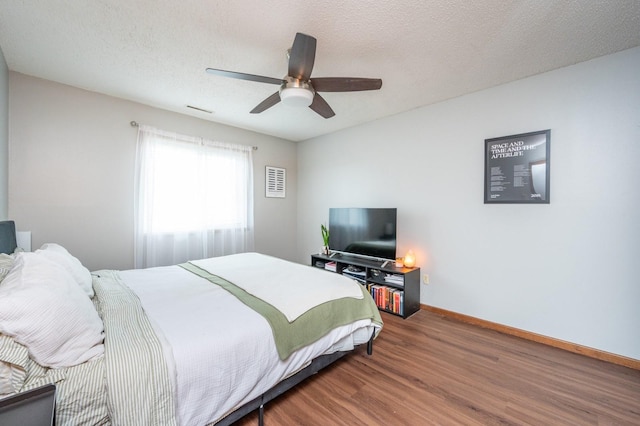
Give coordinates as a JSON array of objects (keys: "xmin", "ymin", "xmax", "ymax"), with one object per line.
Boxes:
[
  {"xmin": 36, "ymin": 243, "xmax": 94, "ymax": 298},
  {"xmin": 0, "ymin": 252, "xmax": 104, "ymax": 368}
]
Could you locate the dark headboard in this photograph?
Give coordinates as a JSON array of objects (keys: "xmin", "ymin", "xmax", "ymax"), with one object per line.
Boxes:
[{"xmin": 0, "ymin": 220, "xmax": 18, "ymax": 254}]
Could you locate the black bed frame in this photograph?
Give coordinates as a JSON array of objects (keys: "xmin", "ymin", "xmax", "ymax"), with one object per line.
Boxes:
[{"xmin": 215, "ymin": 332, "xmax": 375, "ymax": 426}]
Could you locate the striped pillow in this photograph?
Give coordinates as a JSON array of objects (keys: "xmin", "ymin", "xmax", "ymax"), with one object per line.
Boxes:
[
  {"xmin": 0, "ymin": 334, "xmax": 28, "ymax": 395},
  {"xmin": 0, "ymin": 253, "xmax": 14, "ymax": 282}
]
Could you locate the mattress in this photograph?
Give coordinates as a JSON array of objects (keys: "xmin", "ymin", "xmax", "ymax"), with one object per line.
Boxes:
[{"xmin": 119, "ymin": 253, "xmax": 381, "ymax": 425}]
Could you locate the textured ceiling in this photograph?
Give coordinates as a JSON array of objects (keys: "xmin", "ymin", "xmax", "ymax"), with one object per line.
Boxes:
[{"xmin": 1, "ymin": 1, "xmax": 639, "ymax": 141}]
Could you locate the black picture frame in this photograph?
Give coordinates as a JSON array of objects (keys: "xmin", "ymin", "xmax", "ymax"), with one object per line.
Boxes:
[{"xmin": 484, "ymin": 129, "xmax": 550, "ymax": 204}]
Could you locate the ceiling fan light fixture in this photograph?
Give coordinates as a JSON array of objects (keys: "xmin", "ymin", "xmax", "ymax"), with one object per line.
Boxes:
[{"xmin": 280, "ymin": 86, "xmax": 314, "ymax": 107}]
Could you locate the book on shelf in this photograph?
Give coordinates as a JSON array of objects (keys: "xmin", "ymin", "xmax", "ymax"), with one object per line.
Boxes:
[
  {"xmin": 341, "ymin": 265, "xmax": 365, "ymax": 281},
  {"xmin": 384, "ymin": 273, "xmax": 404, "ymax": 286},
  {"xmin": 324, "ymin": 261, "xmax": 337, "ymax": 272},
  {"xmin": 342, "ymin": 271, "xmax": 366, "ymax": 283},
  {"xmin": 342, "ymin": 272, "xmax": 366, "ymax": 283},
  {"xmin": 342, "ymin": 268, "xmax": 365, "ymax": 277},
  {"xmin": 366, "ymin": 283, "xmax": 404, "ymax": 314}
]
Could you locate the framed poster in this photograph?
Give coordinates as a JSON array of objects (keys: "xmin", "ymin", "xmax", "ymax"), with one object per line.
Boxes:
[{"xmin": 484, "ymin": 129, "xmax": 550, "ymax": 204}]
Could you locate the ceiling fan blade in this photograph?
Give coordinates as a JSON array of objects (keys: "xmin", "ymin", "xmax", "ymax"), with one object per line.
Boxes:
[
  {"xmin": 250, "ymin": 91, "xmax": 281, "ymax": 114},
  {"xmin": 288, "ymin": 33, "xmax": 316, "ymax": 81},
  {"xmin": 311, "ymin": 77, "xmax": 383, "ymax": 92},
  {"xmin": 309, "ymin": 93, "xmax": 335, "ymax": 119},
  {"xmin": 206, "ymin": 68, "xmax": 285, "ymax": 85}
]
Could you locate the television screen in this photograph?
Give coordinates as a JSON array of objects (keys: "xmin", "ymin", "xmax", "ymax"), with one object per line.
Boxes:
[{"xmin": 328, "ymin": 208, "xmax": 397, "ymax": 260}]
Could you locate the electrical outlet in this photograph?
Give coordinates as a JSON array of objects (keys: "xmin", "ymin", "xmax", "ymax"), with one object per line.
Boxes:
[{"xmin": 423, "ymin": 274, "xmax": 429, "ymax": 285}]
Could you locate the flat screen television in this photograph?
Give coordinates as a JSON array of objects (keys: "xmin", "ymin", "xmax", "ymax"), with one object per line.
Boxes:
[{"xmin": 328, "ymin": 208, "xmax": 397, "ymax": 261}]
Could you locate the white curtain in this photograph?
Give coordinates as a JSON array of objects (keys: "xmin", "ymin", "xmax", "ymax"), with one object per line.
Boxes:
[{"xmin": 134, "ymin": 125, "xmax": 254, "ymax": 268}]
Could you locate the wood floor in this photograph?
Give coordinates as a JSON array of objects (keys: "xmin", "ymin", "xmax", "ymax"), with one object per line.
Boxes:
[{"xmin": 234, "ymin": 309, "xmax": 640, "ymax": 425}]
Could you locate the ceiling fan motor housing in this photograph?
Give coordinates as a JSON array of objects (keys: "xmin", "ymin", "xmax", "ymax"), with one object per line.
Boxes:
[{"xmin": 279, "ymin": 77, "xmax": 314, "ymax": 107}]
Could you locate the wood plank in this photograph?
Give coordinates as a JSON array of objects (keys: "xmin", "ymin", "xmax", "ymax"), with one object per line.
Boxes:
[
  {"xmin": 233, "ymin": 310, "xmax": 640, "ymax": 425},
  {"xmin": 424, "ymin": 305, "xmax": 640, "ymax": 370}
]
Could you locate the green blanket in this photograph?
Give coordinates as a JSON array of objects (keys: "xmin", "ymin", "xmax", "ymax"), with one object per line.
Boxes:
[{"xmin": 180, "ymin": 262, "xmax": 383, "ymax": 360}]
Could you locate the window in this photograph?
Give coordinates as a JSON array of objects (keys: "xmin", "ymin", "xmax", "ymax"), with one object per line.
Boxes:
[{"xmin": 134, "ymin": 125, "xmax": 254, "ymax": 268}]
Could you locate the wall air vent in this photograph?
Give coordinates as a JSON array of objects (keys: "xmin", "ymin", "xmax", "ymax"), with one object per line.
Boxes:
[{"xmin": 265, "ymin": 166, "xmax": 286, "ymax": 198}]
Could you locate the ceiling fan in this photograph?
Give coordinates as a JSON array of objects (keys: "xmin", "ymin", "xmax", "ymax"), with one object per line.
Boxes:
[{"xmin": 206, "ymin": 33, "xmax": 382, "ymax": 118}]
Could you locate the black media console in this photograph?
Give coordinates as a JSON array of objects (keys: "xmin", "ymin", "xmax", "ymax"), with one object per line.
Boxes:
[{"xmin": 311, "ymin": 253, "xmax": 420, "ymax": 318}]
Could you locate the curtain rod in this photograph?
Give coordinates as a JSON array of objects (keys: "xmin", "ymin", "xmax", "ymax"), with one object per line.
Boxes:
[{"xmin": 130, "ymin": 121, "xmax": 258, "ymax": 150}]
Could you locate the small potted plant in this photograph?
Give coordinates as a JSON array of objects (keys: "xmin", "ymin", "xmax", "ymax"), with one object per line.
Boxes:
[{"xmin": 321, "ymin": 224, "xmax": 330, "ymax": 255}]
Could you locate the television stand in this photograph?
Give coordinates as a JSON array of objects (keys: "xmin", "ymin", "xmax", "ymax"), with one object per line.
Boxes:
[{"xmin": 311, "ymin": 253, "xmax": 420, "ymax": 318}]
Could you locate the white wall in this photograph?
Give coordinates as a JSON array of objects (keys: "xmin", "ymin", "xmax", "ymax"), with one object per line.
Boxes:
[
  {"xmin": 0, "ymin": 48, "xmax": 8, "ymax": 219},
  {"xmin": 9, "ymin": 73, "xmax": 298, "ymax": 270},
  {"xmin": 297, "ymin": 47, "xmax": 640, "ymax": 360}
]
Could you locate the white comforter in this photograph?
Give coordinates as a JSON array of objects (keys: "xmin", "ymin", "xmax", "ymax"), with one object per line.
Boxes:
[
  {"xmin": 191, "ymin": 253, "xmax": 363, "ymax": 322},
  {"xmin": 119, "ymin": 255, "xmax": 377, "ymax": 425}
]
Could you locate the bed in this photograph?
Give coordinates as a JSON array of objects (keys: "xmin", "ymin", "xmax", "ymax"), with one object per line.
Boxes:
[{"xmin": 0, "ymin": 242, "xmax": 383, "ymax": 425}]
